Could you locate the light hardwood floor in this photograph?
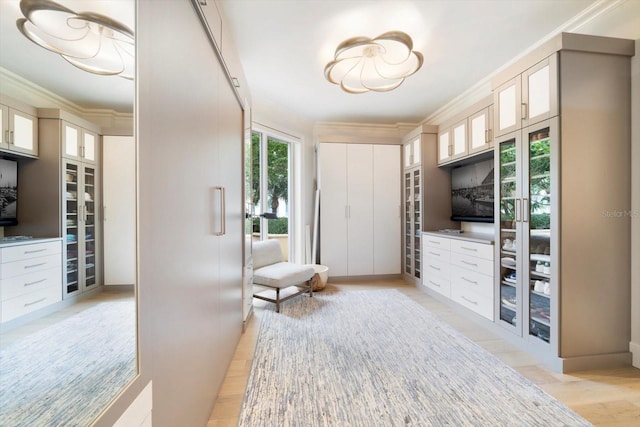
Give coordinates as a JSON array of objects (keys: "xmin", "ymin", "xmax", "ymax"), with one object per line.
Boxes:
[{"xmin": 208, "ymin": 279, "xmax": 640, "ymax": 427}]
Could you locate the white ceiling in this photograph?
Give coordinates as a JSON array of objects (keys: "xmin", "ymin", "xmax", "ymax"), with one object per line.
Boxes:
[
  {"xmin": 219, "ymin": 0, "xmax": 596, "ymax": 124},
  {"xmin": 1, "ymin": 0, "xmax": 599, "ymax": 123},
  {"xmin": 0, "ymin": 0, "xmax": 135, "ymax": 113}
]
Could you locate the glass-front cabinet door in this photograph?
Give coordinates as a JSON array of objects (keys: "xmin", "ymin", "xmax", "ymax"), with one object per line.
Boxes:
[
  {"xmin": 64, "ymin": 162, "xmax": 80, "ymax": 296},
  {"xmin": 404, "ymin": 171, "xmax": 412, "ymax": 276},
  {"xmin": 82, "ymin": 165, "xmax": 98, "ymax": 290},
  {"xmin": 412, "ymin": 169, "xmax": 421, "ymax": 279},
  {"xmin": 525, "ymin": 123, "xmax": 554, "ymax": 345},
  {"xmin": 497, "ymin": 132, "xmax": 521, "ymax": 334}
]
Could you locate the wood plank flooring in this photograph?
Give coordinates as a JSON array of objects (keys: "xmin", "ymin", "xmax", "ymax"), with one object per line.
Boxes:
[{"xmin": 208, "ymin": 279, "xmax": 640, "ymax": 427}]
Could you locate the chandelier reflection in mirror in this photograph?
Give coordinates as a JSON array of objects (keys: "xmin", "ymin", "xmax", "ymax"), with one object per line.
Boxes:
[
  {"xmin": 324, "ymin": 31, "xmax": 423, "ymax": 94},
  {"xmin": 16, "ymin": 0, "xmax": 134, "ymax": 80}
]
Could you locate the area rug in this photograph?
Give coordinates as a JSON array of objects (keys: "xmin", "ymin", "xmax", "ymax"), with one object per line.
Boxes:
[
  {"xmin": 239, "ymin": 289, "xmax": 591, "ymax": 426},
  {"xmin": 0, "ymin": 300, "xmax": 137, "ymax": 427}
]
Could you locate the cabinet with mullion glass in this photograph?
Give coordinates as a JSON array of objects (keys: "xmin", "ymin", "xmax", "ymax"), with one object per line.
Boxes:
[
  {"xmin": 63, "ymin": 160, "xmax": 100, "ymax": 297},
  {"xmin": 403, "ymin": 168, "xmax": 421, "ymax": 280}
]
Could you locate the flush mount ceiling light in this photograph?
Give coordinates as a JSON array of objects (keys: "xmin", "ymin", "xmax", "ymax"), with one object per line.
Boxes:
[
  {"xmin": 16, "ymin": 0, "xmax": 134, "ymax": 80},
  {"xmin": 324, "ymin": 31, "xmax": 423, "ymax": 94}
]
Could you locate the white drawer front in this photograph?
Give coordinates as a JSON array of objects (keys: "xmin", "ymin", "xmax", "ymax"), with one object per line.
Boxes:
[
  {"xmin": 451, "ymin": 285, "xmax": 493, "ymax": 320},
  {"xmin": 1, "ymin": 285, "xmax": 61, "ymax": 322},
  {"xmin": 450, "ymin": 239, "xmax": 494, "ymax": 261},
  {"xmin": 423, "ymin": 274, "xmax": 451, "ymax": 298},
  {"xmin": 1, "ymin": 267, "xmax": 62, "ymax": 301},
  {"xmin": 423, "ymin": 256, "xmax": 450, "ymax": 281},
  {"xmin": 450, "ymin": 252, "xmax": 493, "ymax": 276},
  {"xmin": 450, "ymin": 266, "xmax": 494, "ymax": 300},
  {"xmin": 0, "ymin": 241, "xmax": 62, "ymax": 263},
  {"xmin": 422, "ymin": 235, "xmax": 451, "ymax": 250},
  {"xmin": 0, "ymin": 254, "xmax": 61, "ymax": 280},
  {"xmin": 422, "ymin": 246, "xmax": 450, "ymax": 263}
]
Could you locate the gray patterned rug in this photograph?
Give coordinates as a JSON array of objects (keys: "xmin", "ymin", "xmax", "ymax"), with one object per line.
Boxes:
[
  {"xmin": 239, "ymin": 289, "xmax": 591, "ymax": 426},
  {"xmin": 0, "ymin": 300, "xmax": 136, "ymax": 426}
]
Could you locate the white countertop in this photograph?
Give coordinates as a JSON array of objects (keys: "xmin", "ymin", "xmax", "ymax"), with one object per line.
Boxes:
[
  {"xmin": 0, "ymin": 237, "xmax": 63, "ymax": 248},
  {"xmin": 422, "ymin": 230, "xmax": 494, "ymax": 245}
]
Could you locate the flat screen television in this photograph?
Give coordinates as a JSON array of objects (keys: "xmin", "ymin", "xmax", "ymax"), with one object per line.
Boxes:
[
  {"xmin": 0, "ymin": 158, "xmax": 18, "ymax": 226},
  {"xmin": 451, "ymin": 158, "xmax": 494, "ymax": 223}
]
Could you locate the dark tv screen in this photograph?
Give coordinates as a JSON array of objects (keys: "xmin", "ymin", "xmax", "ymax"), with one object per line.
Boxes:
[
  {"xmin": 0, "ymin": 158, "xmax": 18, "ymax": 226},
  {"xmin": 451, "ymin": 158, "xmax": 494, "ymax": 223}
]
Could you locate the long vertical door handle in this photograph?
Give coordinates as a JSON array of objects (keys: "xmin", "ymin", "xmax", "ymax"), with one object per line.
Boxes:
[
  {"xmin": 521, "ymin": 103, "xmax": 528, "ymax": 120},
  {"xmin": 213, "ymin": 186, "xmax": 226, "ymax": 236},
  {"xmin": 515, "ymin": 198, "xmax": 521, "ymax": 222},
  {"xmin": 522, "ymin": 198, "xmax": 529, "ymax": 223}
]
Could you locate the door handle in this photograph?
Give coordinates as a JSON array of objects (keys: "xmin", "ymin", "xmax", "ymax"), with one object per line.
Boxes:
[
  {"xmin": 213, "ymin": 186, "xmax": 226, "ymax": 236},
  {"xmin": 523, "ymin": 198, "xmax": 529, "ymax": 223},
  {"xmin": 515, "ymin": 198, "xmax": 522, "ymax": 222}
]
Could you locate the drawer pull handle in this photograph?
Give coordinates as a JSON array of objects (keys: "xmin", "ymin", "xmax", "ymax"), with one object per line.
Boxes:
[
  {"xmin": 24, "ymin": 278, "xmax": 47, "ymax": 287},
  {"xmin": 24, "ymin": 262, "xmax": 47, "ymax": 269},
  {"xmin": 24, "ymin": 249, "xmax": 47, "ymax": 254},
  {"xmin": 461, "ymin": 296, "xmax": 478, "ymax": 305},
  {"xmin": 461, "ymin": 260, "xmax": 478, "ymax": 267},
  {"xmin": 429, "ymin": 251, "xmax": 440, "ymax": 256},
  {"xmin": 460, "ymin": 246, "xmax": 478, "ymax": 252},
  {"xmin": 429, "ymin": 280, "xmax": 441, "ymax": 288},
  {"xmin": 461, "ymin": 277, "xmax": 478, "ymax": 285},
  {"xmin": 429, "ymin": 265, "xmax": 440, "ymax": 271},
  {"xmin": 24, "ymin": 297, "xmax": 47, "ymax": 307},
  {"xmin": 428, "ymin": 240, "xmax": 440, "ymax": 245}
]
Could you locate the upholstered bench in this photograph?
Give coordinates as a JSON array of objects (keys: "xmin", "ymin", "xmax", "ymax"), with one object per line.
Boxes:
[{"xmin": 252, "ymin": 239, "xmax": 314, "ymax": 312}]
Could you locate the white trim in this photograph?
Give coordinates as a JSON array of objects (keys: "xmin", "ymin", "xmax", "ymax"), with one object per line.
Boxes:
[
  {"xmin": 0, "ymin": 67, "xmax": 133, "ymax": 132},
  {"xmin": 252, "ymin": 124, "xmax": 304, "ymax": 264},
  {"xmin": 423, "ymin": 0, "xmax": 629, "ymax": 127}
]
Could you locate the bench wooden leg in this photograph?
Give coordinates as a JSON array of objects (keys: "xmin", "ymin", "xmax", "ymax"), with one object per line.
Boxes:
[{"xmin": 275, "ymin": 288, "xmax": 280, "ymax": 313}]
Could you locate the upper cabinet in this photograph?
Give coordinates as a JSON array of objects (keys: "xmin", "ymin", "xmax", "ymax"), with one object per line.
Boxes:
[
  {"xmin": 62, "ymin": 121, "xmax": 98, "ymax": 164},
  {"xmin": 0, "ymin": 95, "xmax": 38, "ymax": 158},
  {"xmin": 494, "ymin": 55, "xmax": 558, "ymax": 137},
  {"xmin": 437, "ymin": 96, "xmax": 493, "ymax": 165},
  {"xmin": 403, "ymin": 137, "xmax": 421, "ymax": 169}
]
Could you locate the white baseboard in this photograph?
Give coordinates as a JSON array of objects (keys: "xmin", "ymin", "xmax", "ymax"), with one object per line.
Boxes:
[
  {"xmin": 114, "ymin": 381, "xmax": 153, "ymax": 427},
  {"xmin": 630, "ymin": 341, "xmax": 640, "ymax": 369}
]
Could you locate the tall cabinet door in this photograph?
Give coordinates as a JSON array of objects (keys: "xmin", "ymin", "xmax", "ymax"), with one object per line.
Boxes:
[
  {"xmin": 346, "ymin": 144, "xmax": 374, "ymax": 275},
  {"xmin": 319, "ymin": 143, "xmax": 348, "ymax": 276},
  {"xmin": 373, "ymin": 145, "xmax": 401, "ymax": 274}
]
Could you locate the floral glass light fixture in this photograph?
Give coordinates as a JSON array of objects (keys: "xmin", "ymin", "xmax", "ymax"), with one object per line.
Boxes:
[
  {"xmin": 324, "ymin": 31, "xmax": 423, "ymax": 94},
  {"xmin": 16, "ymin": 0, "xmax": 135, "ymax": 80}
]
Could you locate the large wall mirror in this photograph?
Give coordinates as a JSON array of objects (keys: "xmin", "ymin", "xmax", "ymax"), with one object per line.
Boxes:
[{"xmin": 0, "ymin": 0, "xmax": 137, "ymax": 425}]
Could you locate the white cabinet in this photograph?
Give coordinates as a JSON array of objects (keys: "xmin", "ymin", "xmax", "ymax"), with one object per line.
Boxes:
[
  {"xmin": 437, "ymin": 120, "xmax": 466, "ymax": 163},
  {"xmin": 319, "ymin": 143, "xmax": 400, "ymax": 277},
  {"xmin": 468, "ymin": 106, "xmax": 493, "ymax": 155},
  {"xmin": 403, "ymin": 137, "xmax": 421, "ymax": 169},
  {"xmin": 0, "ymin": 96, "xmax": 38, "ymax": 157},
  {"xmin": 102, "ymin": 136, "xmax": 136, "ymax": 286},
  {"xmin": 422, "ymin": 232, "xmax": 494, "ymax": 320},
  {"xmin": 494, "ymin": 55, "xmax": 557, "ymax": 137},
  {"xmin": 62, "ymin": 121, "xmax": 98, "ymax": 164},
  {"xmin": 437, "ymin": 96, "xmax": 493, "ymax": 165},
  {"xmin": 0, "ymin": 239, "xmax": 62, "ymax": 323}
]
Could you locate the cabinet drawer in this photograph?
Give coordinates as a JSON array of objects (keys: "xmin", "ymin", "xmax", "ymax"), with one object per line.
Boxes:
[
  {"xmin": 1, "ymin": 267, "xmax": 62, "ymax": 301},
  {"xmin": 451, "ymin": 284, "xmax": 493, "ymax": 320},
  {"xmin": 451, "ymin": 266, "xmax": 494, "ymax": 299},
  {"xmin": 423, "ymin": 274, "xmax": 450, "ymax": 298},
  {"xmin": 0, "ymin": 241, "xmax": 62, "ymax": 263},
  {"xmin": 0, "ymin": 254, "xmax": 61, "ymax": 279},
  {"xmin": 1, "ymin": 284, "xmax": 61, "ymax": 323},
  {"xmin": 423, "ymin": 257, "xmax": 450, "ymax": 280},
  {"xmin": 450, "ymin": 239, "xmax": 494, "ymax": 261},
  {"xmin": 450, "ymin": 252, "xmax": 493, "ymax": 276},
  {"xmin": 422, "ymin": 246, "xmax": 450, "ymax": 263},
  {"xmin": 422, "ymin": 235, "xmax": 451, "ymax": 250}
]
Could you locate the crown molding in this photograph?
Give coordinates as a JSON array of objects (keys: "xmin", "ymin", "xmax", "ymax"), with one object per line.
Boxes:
[
  {"xmin": 313, "ymin": 121, "xmax": 417, "ymax": 145},
  {"xmin": 423, "ymin": 0, "xmax": 629, "ymax": 127},
  {"xmin": 0, "ymin": 67, "xmax": 133, "ymax": 133}
]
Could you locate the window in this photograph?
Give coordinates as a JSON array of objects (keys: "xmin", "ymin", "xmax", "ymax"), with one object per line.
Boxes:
[{"xmin": 251, "ymin": 130, "xmax": 292, "ymax": 260}]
